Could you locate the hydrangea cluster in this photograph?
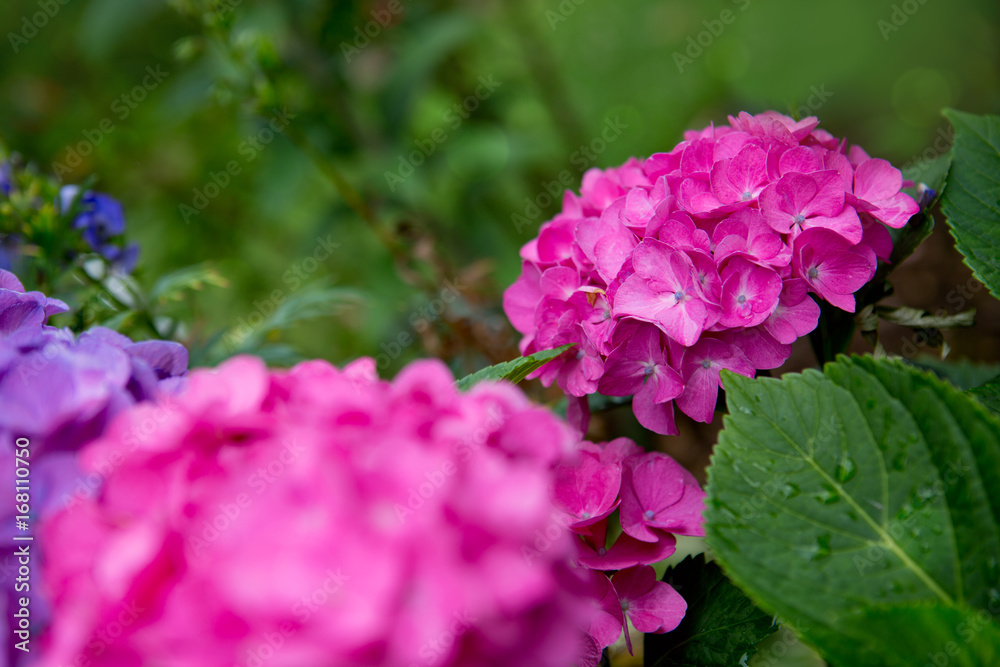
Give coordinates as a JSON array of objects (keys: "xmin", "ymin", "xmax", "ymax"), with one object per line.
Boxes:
[
  {"xmin": 0, "ymin": 268, "xmax": 187, "ymax": 666},
  {"xmin": 504, "ymin": 111, "xmax": 919, "ymax": 433},
  {"xmin": 552, "ymin": 439, "xmax": 704, "ymax": 657},
  {"xmin": 38, "ymin": 356, "xmax": 596, "ymax": 667}
]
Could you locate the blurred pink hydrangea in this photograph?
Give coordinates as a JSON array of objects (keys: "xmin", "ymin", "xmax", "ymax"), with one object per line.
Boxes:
[
  {"xmin": 552, "ymin": 438, "xmax": 703, "ymax": 656},
  {"xmin": 504, "ymin": 111, "xmax": 919, "ymax": 433},
  {"xmin": 38, "ymin": 356, "xmax": 594, "ymax": 667}
]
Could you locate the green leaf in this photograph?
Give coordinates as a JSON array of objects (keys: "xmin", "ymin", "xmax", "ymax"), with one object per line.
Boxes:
[
  {"xmin": 941, "ymin": 110, "xmax": 1000, "ymax": 301},
  {"xmin": 149, "ymin": 263, "xmax": 228, "ymax": 304},
  {"xmin": 706, "ymin": 355, "xmax": 1000, "ymax": 667},
  {"xmin": 644, "ymin": 554, "xmax": 777, "ymax": 667},
  {"xmin": 912, "ymin": 356, "xmax": 1000, "ymax": 391},
  {"xmin": 969, "ymin": 377, "xmax": 1000, "ymax": 416},
  {"xmin": 454, "ymin": 345, "xmax": 574, "ymax": 391},
  {"xmin": 834, "ymin": 602, "xmax": 1000, "ymax": 667},
  {"xmin": 220, "ymin": 284, "xmax": 363, "ymax": 356}
]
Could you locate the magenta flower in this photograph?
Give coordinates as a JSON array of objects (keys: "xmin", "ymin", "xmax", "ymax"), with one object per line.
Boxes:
[
  {"xmin": 718, "ymin": 257, "xmax": 783, "ymax": 328},
  {"xmin": 614, "ymin": 240, "xmax": 719, "ymax": 346},
  {"xmin": 760, "ymin": 171, "xmax": 862, "ymax": 243},
  {"xmin": 598, "ymin": 322, "xmax": 683, "ymax": 434},
  {"xmin": 503, "ymin": 111, "xmax": 916, "ymax": 433},
  {"xmin": 594, "ymin": 566, "xmax": 687, "ymax": 653},
  {"xmin": 620, "ymin": 451, "xmax": 707, "ymax": 541},
  {"xmin": 850, "ymin": 158, "xmax": 921, "ymax": 229},
  {"xmin": 38, "ymin": 357, "xmax": 595, "ymax": 667},
  {"xmin": 792, "ymin": 227, "xmax": 875, "ymax": 312}
]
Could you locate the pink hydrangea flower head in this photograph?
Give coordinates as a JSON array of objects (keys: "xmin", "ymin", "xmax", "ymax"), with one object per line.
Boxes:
[
  {"xmin": 38, "ymin": 356, "xmax": 595, "ymax": 667},
  {"xmin": 503, "ymin": 111, "xmax": 916, "ymax": 433}
]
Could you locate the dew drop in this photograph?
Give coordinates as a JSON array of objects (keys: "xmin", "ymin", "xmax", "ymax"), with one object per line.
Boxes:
[
  {"xmin": 835, "ymin": 455, "xmax": 857, "ymax": 483},
  {"xmin": 811, "ymin": 534, "xmax": 832, "ymax": 560},
  {"xmin": 814, "ymin": 485, "xmax": 839, "ymax": 504},
  {"xmin": 781, "ymin": 483, "xmax": 801, "ymax": 499}
]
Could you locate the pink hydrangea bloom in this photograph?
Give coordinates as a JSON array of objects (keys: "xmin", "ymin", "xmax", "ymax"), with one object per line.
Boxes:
[
  {"xmin": 38, "ymin": 356, "xmax": 594, "ymax": 667},
  {"xmin": 504, "ymin": 111, "xmax": 918, "ymax": 433},
  {"xmin": 553, "ymin": 439, "xmax": 703, "ymax": 658}
]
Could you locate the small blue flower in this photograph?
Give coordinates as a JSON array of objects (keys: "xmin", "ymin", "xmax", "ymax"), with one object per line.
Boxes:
[
  {"xmin": 0, "ymin": 162, "xmax": 11, "ymax": 196},
  {"xmin": 58, "ymin": 185, "xmax": 138, "ymax": 272}
]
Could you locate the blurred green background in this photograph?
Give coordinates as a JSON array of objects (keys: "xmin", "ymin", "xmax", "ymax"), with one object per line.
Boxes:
[{"xmin": 0, "ymin": 0, "xmax": 998, "ymax": 376}]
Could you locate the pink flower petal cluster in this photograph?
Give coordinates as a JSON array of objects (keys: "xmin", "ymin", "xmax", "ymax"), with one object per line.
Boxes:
[
  {"xmin": 504, "ymin": 111, "xmax": 918, "ymax": 433},
  {"xmin": 38, "ymin": 356, "xmax": 595, "ymax": 667},
  {"xmin": 552, "ymin": 438, "xmax": 704, "ymax": 658}
]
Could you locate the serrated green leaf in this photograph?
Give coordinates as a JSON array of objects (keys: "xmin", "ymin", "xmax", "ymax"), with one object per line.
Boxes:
[
  {"xmin": 941, "ymin": 110, "xmax": 1000, "ymax": 301},
  {"xmin": 912, "ymin": 356, "xmax": 1000, "ymax": 391},
  {"xmin": 454, "ymin": 344, "xmax": 574, "ymax": 391},
  {"xmin": 706, "ymin": 355, "xmax": 1000, "ymax": 667},
  {"xmin": 969, "ymin": 377, "xmax": 1000, "ymax": 416},
  {"xmin": 644, "ymin": 554, "xmax": 776, "ymax": 667}
]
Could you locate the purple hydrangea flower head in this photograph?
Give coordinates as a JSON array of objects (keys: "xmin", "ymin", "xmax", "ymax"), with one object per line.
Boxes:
[{"xmin": 0, "ymin": 269, "xmax": 187, "ymax": 665}]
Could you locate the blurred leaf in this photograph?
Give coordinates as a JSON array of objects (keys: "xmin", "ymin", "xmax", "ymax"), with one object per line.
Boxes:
[
  {"xmin": 221, "ymin": 283, "xmax": 364, "ymax": 358},
  {"xmin": 941, "ymin": 109, "xmax": 1000, "ymax": 302},
  {"xmin": 455, "ymin": 344, "xmax": 573, "ymax": 391},
  {"xmin": 707, "ymin": 356, "xmax": 1000, "ymax": 667},
  {"xmin": 644, "ymin": 554, "xmax": 776, "ymax": 667},
  {"xmin": 969, "ymin": 377, "xmax": 1000, "ymax": 416},
  {"xmin": 875, "ymin": 305, "xmax": 975, "ymax": 329},
  {"xmin": 149, "ymin": 263, "xmax": 228, "ymax": 304},
  {"xmin": 910, "ymin": 356, "xmax": 1000, "ymax": 390}
]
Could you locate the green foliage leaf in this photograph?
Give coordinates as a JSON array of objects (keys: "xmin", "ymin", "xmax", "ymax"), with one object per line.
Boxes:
[
  {"xmin": 216, "ymin": 284, "xmax": 363, "ymax": 361},
  {"xmin": 455, "ymin": 344, "xmax": 574, "ymax": 391},
  {"xmin": 644, "ymin": 554, "xmax": 777, "ymax": 667},
  {"xmin": 149, "ymin": 263, "xmax": 228, "ymax": 304},
  {"xmin": 941, "ymin": 110, "xmax": 1000, "ymax": 301},
  {"xmin": 912, "ymin": 356, "xmax": 1000, "ymax": 391},
  {"xmin": 969, "ymin": 377, "xmax": 1000, "ymax": 416},
  {"xmin": 706, "ymin": 355, "xmax": 1000, "ymax": 667}
]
